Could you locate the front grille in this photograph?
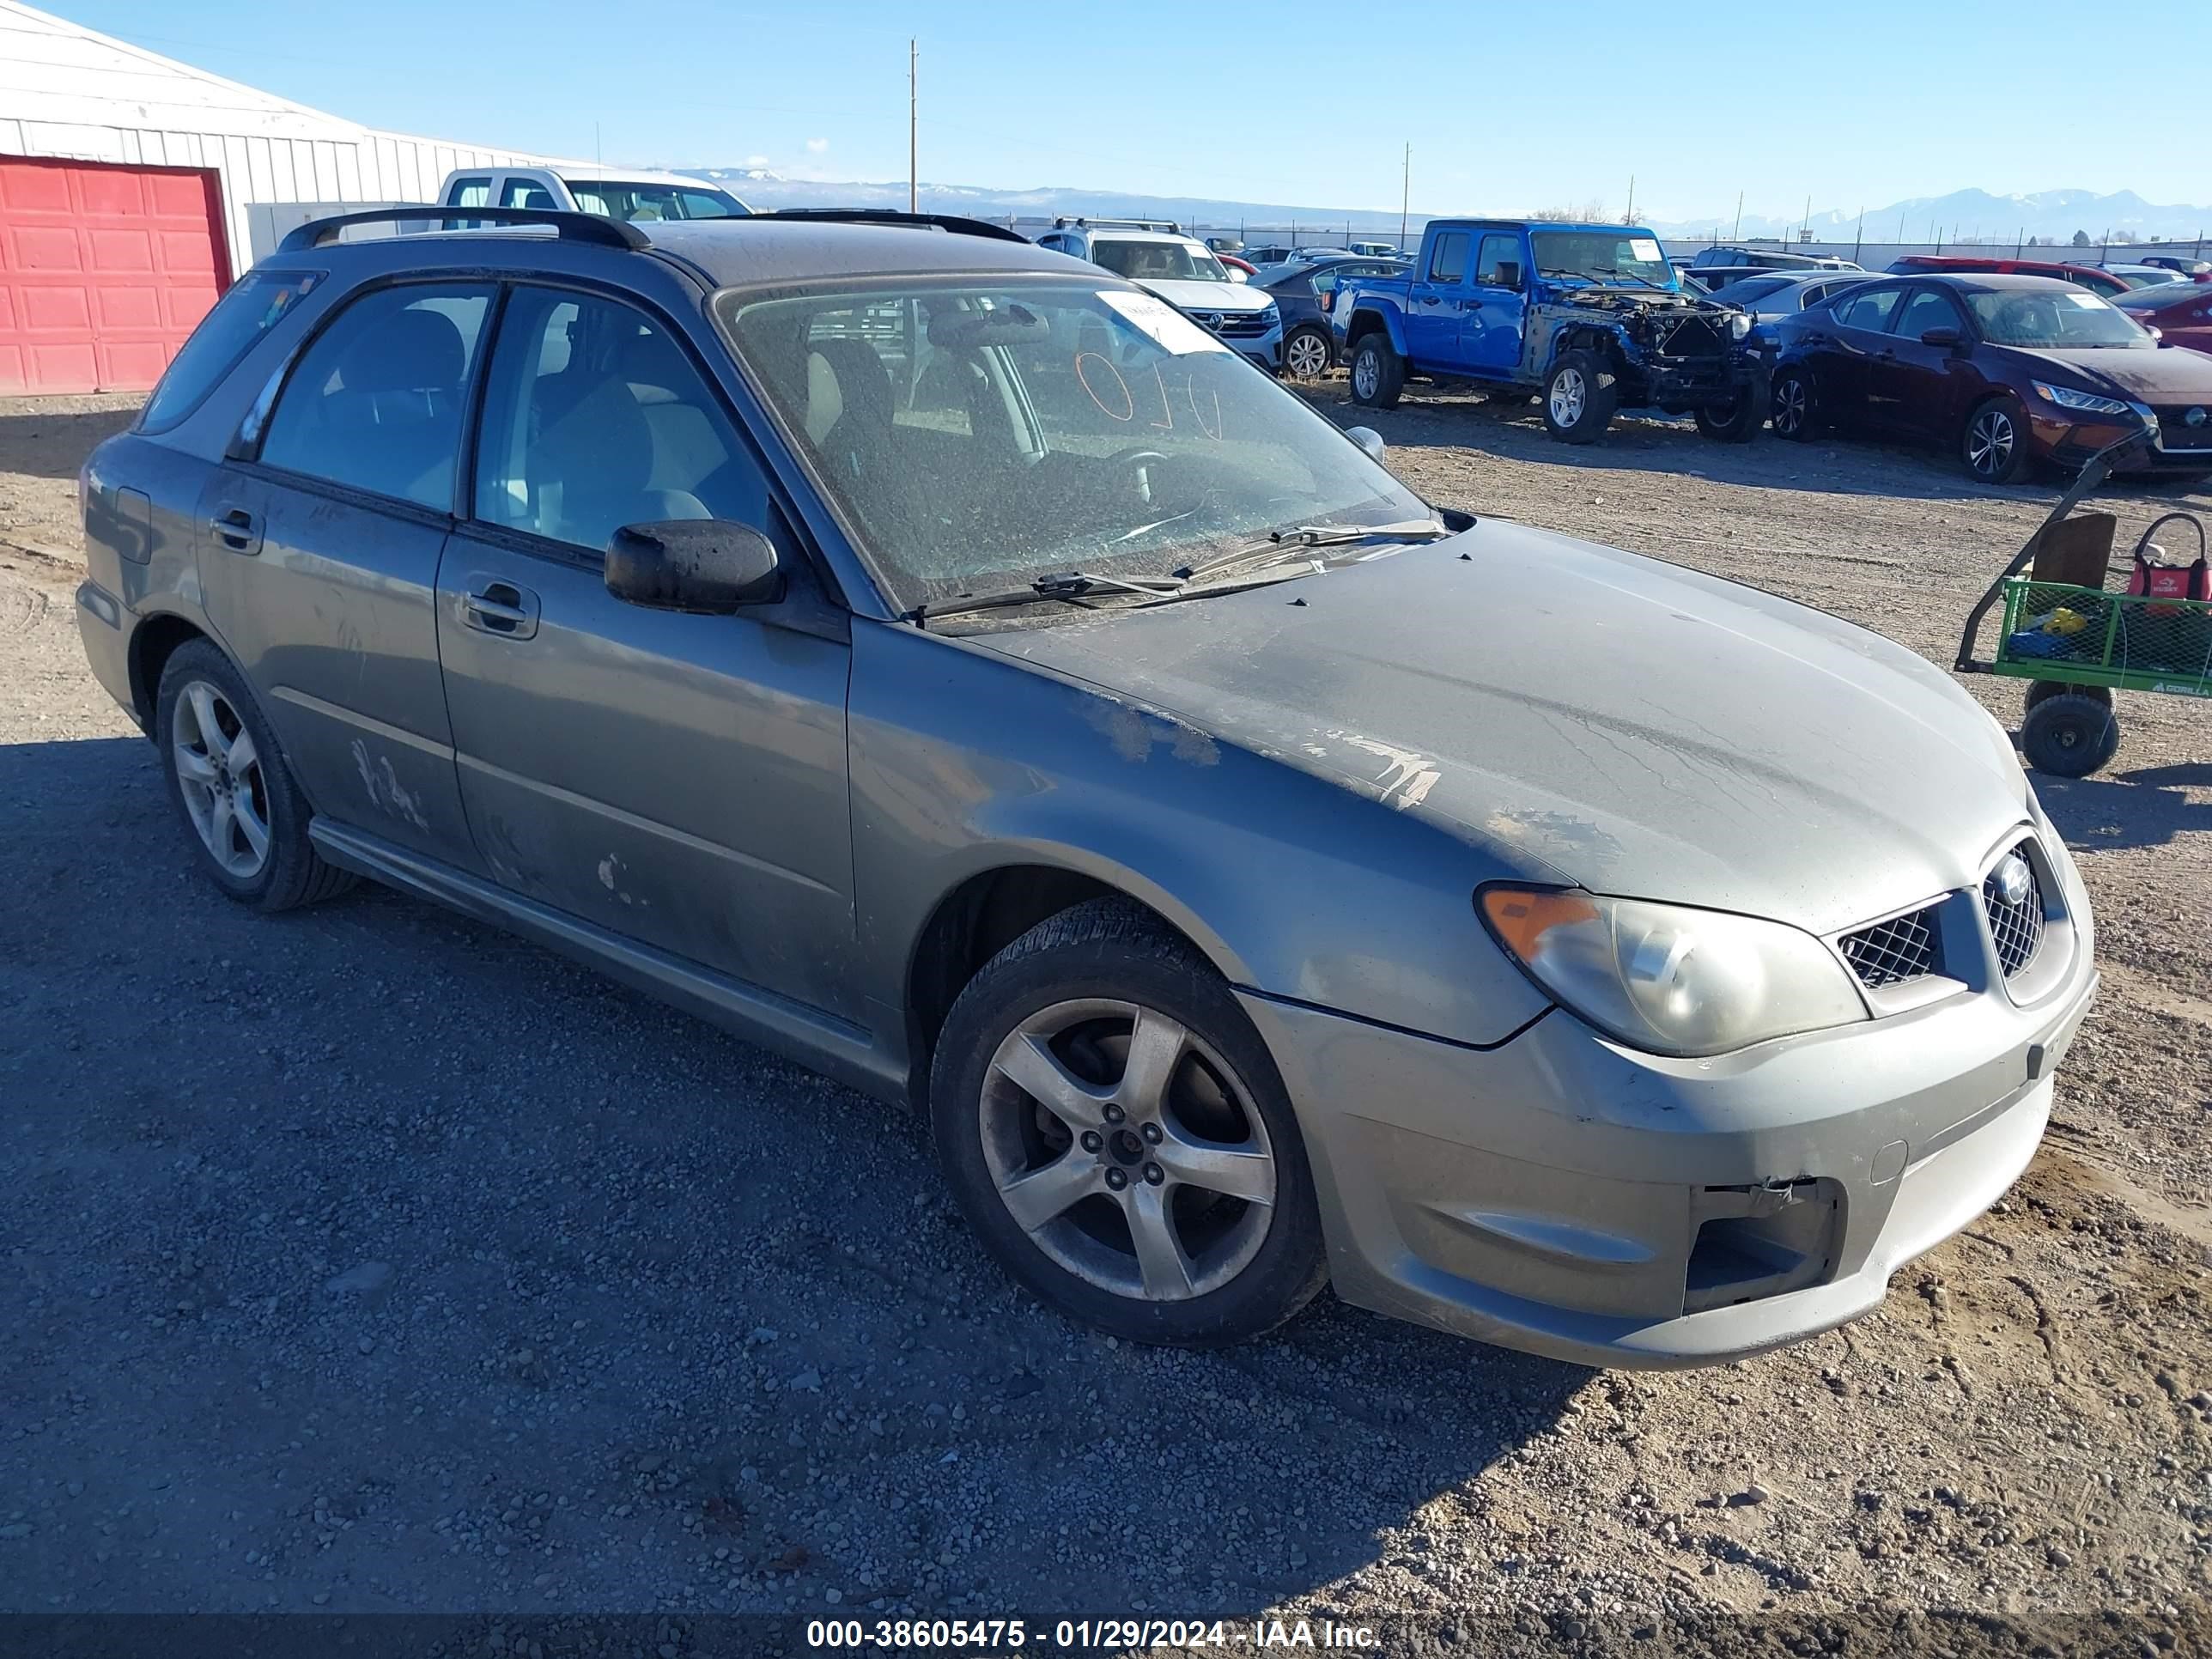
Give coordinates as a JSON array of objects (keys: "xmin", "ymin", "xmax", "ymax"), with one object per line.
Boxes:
[
  {"xmin": 1195, "ymin": 309, "xmax": 1273, "ymax": 338},
  {"xmin": 2154, "ymin": 407, "xmax": 2212, "ymax": 451},
  {"xmin": 1981, "ymin": 842, "xmax": 2046, "ymax": 977},
  {"xmin": 1840, "ymin": 905, "xmax": 1941, "ymax": 989}
]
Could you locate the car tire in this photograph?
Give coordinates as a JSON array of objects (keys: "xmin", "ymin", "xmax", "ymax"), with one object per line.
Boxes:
[
  {"xmin": 1348, "ymin": 334, "xmax": 1404, "ymax": 409},
  {"xmin": 1769, "ymin": 367, "xmax": 1816, "ymax": 441},
  {"xmin": 2025, "ymin": 679, "xmax": 2111, "ymax": 714},
  {"xmin": 2020, "ymin": 691, "xmax": 2120, "ymax": 778},
  {"xmin": 1282, "ymin": 325, "xmax": 1333, "ymax": 381},
  {"xmin": 1964, "ymin": 396, "xmax": 2033, "ymax": 484},
  {"xmin": 155, "ymin": 639, "xmax": 356, "ymax": 911},
  {"xmin": 1693, "ymin": 380, "xmax": 1769, "ymax": 443},
  {"xmin": 1540, "ymin": 349, "xmax": 1617, "ymax": 444},
  {"xmin": 928, "ymin": 897, "xmax": 1328, "ymax": 1348}
]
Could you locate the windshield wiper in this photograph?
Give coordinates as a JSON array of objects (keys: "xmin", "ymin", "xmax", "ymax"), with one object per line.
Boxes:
[
  {"xmin": 907, "ymin": 570, "xmax": 1183, "ymax": 628},
  {"xmin": 1176, "ymin": 517, "xmax": 1450, "ymax": 582}
]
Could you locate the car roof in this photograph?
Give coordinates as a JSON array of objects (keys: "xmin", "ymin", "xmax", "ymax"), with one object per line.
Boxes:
[
  {"xmin": 549, "ymin": 166, "xmax": 723, "ymax": 188},
  {"xmin": 1073, "ymin": 228, "xmax": 1194, "ymax": 246},
  {"xmin": 1882, "ymin": 271, "xmax": 2110, "ymax": 295},
  {"xmin": 295, "ymin": 216, "xmax": 1083, "ymax": 289}
]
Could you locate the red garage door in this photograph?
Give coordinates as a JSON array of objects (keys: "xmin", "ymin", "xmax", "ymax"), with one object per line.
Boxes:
[{"xmin": 0, "ymin": 156, "xmax": 230, "ymax": 395}]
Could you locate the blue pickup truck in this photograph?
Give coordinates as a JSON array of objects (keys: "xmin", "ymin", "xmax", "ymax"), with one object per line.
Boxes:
[{"xmin": 1331, "ymin": 219, "xmax": 1771, "ymax": 444}]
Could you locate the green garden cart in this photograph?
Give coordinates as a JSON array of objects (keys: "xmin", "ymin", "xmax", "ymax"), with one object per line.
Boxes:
[{"xmin": 1956, "ymin": 432, "xmax": 2210, "ymax": 778}]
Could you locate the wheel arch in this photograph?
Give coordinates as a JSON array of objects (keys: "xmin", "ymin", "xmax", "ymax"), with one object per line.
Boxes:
[
  {"xmin": 901, "ymin": 861, "xmax": 1230, "ymax": 1109},
  {"xmin": 128, "ymin": 609, "xmax": 217, "ymax": 729},
  {"xmin": 1342, "ymin": 304, "xmax": 1405, "ymax": 356}
]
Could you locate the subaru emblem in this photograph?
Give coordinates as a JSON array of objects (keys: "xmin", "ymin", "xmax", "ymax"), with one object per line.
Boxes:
[
  {"xmin": 2188, "ymin": 407, "xmax": 2208, "ymax": 428},
  {"xmin": 1994, "ymin": 854, "xmax": 2033, "ymax": 908}
]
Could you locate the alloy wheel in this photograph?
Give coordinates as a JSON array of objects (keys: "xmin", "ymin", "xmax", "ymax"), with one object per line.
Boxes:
[
  {"xmin": 1968, "ymin": 408, "xmax": 2016, "ymax": 478},
  {"xmin": 1549, "ymin": 368, "xmax": 1587, "ymax": 428},
  {"xmin": 978, "ymin": 998, "xmax": 1277, "ymax": 1302},
  {"xmin": 171, "ymin": 679, "xmax": 271, "ymax": 879},
  {"xmin": 1773, "ymin": 376, "xmax": 1807, "ymax": 436},
  {"xmin": 1285, "ymin": 331, "xmax": 1330, "ymax": 379},
  {"xmin": 1352, "ymin": 348, "xmax": 1379, "ymax": 400}
]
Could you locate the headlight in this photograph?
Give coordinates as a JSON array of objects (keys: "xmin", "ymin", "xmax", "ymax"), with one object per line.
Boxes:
[
  {"xmin": 2032, "ymin": 380, "xmax": 2132, "ymax": 417},
  {"xmin": 1479, "ymin": 888, "xmax": 1868, "ymax": 1056},
  {"xmin": 1729, "ymin": 311, "xmax": 1753, "ymax": 339},
  {"xmin": 1261, "ymin": 302, "xmax": 1279, "ymax": 326}
]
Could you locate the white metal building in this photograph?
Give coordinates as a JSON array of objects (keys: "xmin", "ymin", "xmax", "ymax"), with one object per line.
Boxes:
[{"xmin": 0, "ymin": 0, "xmax": 562, "ymax": 392}]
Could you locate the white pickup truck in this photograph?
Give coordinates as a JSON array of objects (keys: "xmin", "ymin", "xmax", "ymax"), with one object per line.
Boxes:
[{"xmin": 435, "ymin": 165, "xmax": 750, "ymax": 222}]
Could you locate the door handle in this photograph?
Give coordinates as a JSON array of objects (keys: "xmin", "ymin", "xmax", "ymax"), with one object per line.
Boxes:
[
  {"xmin": 210, "ymin": 505, "xmax": 261, "ymax": 556},
  {"xmin": 462, "ymin": 579, "xmax": 540, "ymax": 640}
]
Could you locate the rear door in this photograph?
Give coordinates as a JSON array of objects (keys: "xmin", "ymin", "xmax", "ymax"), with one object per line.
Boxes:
[
  {"xmin": 1869, "ymin": 284, "xmax": 1972, "ymax": 438},
  {"xmin": 201, "ymin": 278, "xmax": 495, "ymax": 868},
  {"xmin": 1406, "ymin": 229, "xmax": 1471, "ymax": 367},
  {"xmin": 1809, "ymin": 282, "xmax": 1906, "ymax": 423},
  {"xmin": 1463, "ymin": 231, "xmax": 1528, "ymax": 373},
  {"xmin": 434, "ymin": 280, "xmax": 858, "ymax": 1015}
]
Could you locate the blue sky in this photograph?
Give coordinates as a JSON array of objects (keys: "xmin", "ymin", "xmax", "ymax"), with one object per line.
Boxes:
[{"xmin": 60, "ymin": 0, "xmax": 2212, "ymax": 222}]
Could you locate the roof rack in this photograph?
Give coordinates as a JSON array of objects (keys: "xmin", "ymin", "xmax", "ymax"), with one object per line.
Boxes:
[
  {"xmin": 1053, "ymin": 216, "xmax": 1182, "ymax": 234},
  {"xmin": 277, "ymin": 205, "xmax": 649, "ymax": 252},
  {"xmin": 758, "ymin": 209, "xmax": 1029, "ymax": 244}
]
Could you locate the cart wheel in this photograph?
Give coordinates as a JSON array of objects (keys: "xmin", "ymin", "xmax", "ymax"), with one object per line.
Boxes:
[
  {"xmin": 2025, "ymin": 680, "xmax": 2111, "ymax": 714},
  {"xmin": 2021, "ymin": 692, "xmax": 2120, "ymax": 778}
]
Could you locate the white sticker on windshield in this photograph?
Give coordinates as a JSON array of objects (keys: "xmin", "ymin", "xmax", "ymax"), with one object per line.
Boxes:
[
  {"xmin": 1097, "ymin": 290, "xmax": 1230, "ymax": 354},
  {"xmin": 2065, "ymin": 290, "xmax": 2106, "ymax": 307},
  {"xmin": 1629, "ymin": 238, "xmax": 1662, "ymax": 262}
]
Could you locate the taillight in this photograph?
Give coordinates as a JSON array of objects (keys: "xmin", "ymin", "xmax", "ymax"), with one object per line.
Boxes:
[{"xmin": 1321, "ymin": 293, "xmax": 1334, "ymax": 313}]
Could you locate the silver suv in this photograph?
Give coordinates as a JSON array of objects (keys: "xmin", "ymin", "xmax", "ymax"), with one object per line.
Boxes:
[{"xmin": 1035, "ymin": 217, "xmax": 1282, "ymax": 373}]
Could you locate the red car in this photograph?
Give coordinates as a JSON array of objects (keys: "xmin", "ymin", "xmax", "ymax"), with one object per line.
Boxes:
[
  {"xmin": 1218, "ymin": 252, "xmax": 1258, "ymax": 277},
  {"xmin": 2113, "ymin": 273, "xmax": 2212, "ymax": 356},
  {"xmin": 1886, "ymin": 254, "xmax": 2130, "ymax": 297}
]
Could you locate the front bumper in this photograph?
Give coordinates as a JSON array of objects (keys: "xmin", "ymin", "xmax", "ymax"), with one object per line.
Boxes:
[
  {"xmin": 1245, "ymin": 828, "xmax": 2097, "ymax": 1369},
  {"xmin": 1232, "ymin": 322, "xmax": 1284, "ymax": 374},
  {"xmin": 2033, "ymin": 409, "xmax": 2212, "ymax": 472}
]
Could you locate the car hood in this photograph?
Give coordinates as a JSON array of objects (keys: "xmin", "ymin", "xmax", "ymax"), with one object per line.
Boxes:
[
  {"xmin": 974, "ymin": 520, "xmax": 2030, "ymax": 937},
  {"xmin": 1137, "ymin": 278, "xmax": 1273, "ymax": 314},
  {"xmin": 2009, "ymin": 343, "xmax": 2212, "ymax": 400}
]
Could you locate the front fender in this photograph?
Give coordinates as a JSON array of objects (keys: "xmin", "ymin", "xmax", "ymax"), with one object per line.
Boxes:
[{"xmin": 846, "ymin": 619, "xmax": 1551, "ymax": 1058}]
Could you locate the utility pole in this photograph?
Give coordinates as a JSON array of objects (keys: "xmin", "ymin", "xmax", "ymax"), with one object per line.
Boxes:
[
  {"xmin": 1802, "ymin": 192, "xmax": 1811, "ymax": 244},
  {"xmin": 1853, "ymin": 205, "xmax": 1863, "ymax": 265},
  {"xmin": 1625, "ymin": 173, "xmax": 1636, "ymax": 224},
  {"xmin": 907, "ymin": 39, "xmax": 918, "ymax": 215},
  {"xmin": 1400, "ymin": 143, "xmax": 1410, "ymax": 250},
  {"xmin": 1732, "ymin": 190, "xmax": 1742, "ymax": 240}
]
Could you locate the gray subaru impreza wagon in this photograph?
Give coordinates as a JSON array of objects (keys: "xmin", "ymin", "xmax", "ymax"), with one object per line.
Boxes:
[{"xmin": 72, "ymin": 205, "xmax": 2096, "ymax": 1367}]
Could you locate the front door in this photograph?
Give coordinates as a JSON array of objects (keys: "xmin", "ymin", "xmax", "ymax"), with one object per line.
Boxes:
[
  {"xmin": 1464, "ymin": 231, "xmax": 1528, "ymax": 374},
  {"xmin": 1406, "ymin": 229, "xmax": 1471, "ymax": 368},
  {"xmin": 434, "ymin": 282, "xmax": 858, "ymax": 1016},
  {"xmin": 202, "ymin": 279, "xmax": 495, "ymax": 869},
  {"xmin": 1816, "ymin": 283, "xmax": 1907, "ymax": 425},
  {"xmin": 1869, "ymin": 284, "xmax": 1972, "ymax": 439}
]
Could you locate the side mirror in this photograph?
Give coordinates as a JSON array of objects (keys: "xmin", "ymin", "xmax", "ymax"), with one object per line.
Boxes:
[
  {"xmin": 605, "ymin": 520, "xmax": 782, "ymax": 613},
  {"xmin": 1346, "ymin": 425, "xmax": 1387, "ymax": 464},
  {"xmin": 1226, "ymin": 267, "xmax": 1249, "ymax": 283},
  {"xmin": 1920, "ymin": 326, "xmax": 1963, "ymax": 349},
  {"xmin": 1495, "ymin": 262, "xmax": 1523, "ymax": 290},
  {"xmin": 2145, "ymin": 325, "xmax": 2164, "ymax": 343}
]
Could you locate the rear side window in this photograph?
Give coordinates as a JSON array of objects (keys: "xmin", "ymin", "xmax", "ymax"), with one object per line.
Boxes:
[
  {"xmin": 138, "ymin": 270, "xmax": 322, "ymax": 434},
  {"xmin": 258, "ymin": 284, "xmax": 494, "ymax": 509},
  {"xmin": 1428, "ymin": 232, "xmax": 1470, "ymax": 284},
  {"xmin": 499, "ymin": 177, "xmax": 557, "ymax": 210},
  {"xmin": 446, "ymin": 176, "xmax": 491, "ymax": 208},
  {"xmin": 1834, "ymin": 287, "xmax": 1903, "ymax": 331}
]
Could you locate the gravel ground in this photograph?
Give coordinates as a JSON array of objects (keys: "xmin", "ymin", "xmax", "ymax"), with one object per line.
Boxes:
[{"xmin": 3, "ymin": 387, "xmax": 2209, "ymax": 1654}]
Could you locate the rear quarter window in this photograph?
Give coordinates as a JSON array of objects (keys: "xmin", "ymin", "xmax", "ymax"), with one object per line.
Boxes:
[{"xmin": 138, "ymin": 270, "xmax": 324, "ymax": 434}]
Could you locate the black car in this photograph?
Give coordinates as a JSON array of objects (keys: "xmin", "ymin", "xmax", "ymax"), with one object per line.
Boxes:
[{"xmin": 1260, "ymin": 257, "xmax": 1409, "ymax": 380}]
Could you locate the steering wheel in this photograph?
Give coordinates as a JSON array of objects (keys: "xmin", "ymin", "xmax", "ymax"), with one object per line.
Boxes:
[{"xmin": 1105, "ymin": 447, "xmax": 1172, "ymax": 506}]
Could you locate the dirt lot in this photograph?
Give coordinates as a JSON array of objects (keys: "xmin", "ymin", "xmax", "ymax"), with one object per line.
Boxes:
[{"xmin": 3, "ymin": 387, "xmax": 2209, "ymax": 1654}]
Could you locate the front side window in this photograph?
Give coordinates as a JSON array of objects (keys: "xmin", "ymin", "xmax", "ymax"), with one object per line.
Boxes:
[
  {"xmin": 1966, "ymin": 288, "xmax": 2150, "ymax": 349},
  {"xmin": 1474, "ymin": 234, "xmax": 1522, "ymax": 286},
  {"xmin": 140, "ymin": 269, "xmax": 322, "ymax": 432},
  {"xmin": 718, "ymin": 280, "xmax": 1430, "ymax": 612},
  {"xmin": 499, "ymin": 177, "xmax": 556, "ymax": 210},
  {"xmin": 562, "ymin": 180, "xmax": 745, "ymax": 222},
  {"xmin": 1087, "ymin": 240, "xmax": 1230, "ymax": 283},
  {"xmin": 1894, "ymin": 288, "xmax": 1965, "ymax": 339},
  {"xmin": 257, "ymin": 284, "xmax": 491, "ymax": 509},
  {"xmin": 473, "ymin": 286, "xmax": 769, "ymax": 554},
  {"xmin": 1427, "ymin": 232, "xmax": 1469, "ymax": 284},
  {"xmin": 1834, "ymin": 286, "xmax": 1904, "ymax": 331}
]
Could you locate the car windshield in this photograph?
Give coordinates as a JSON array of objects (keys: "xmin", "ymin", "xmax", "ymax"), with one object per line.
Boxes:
[
  {"xmin": 1088, "ymin": 240, "xmax": 1231, "ymax": 284},
  {"xmin": 1966, "ymin": 288, "xmax": 2150, "ymax": 348},
  {"xmin": 1707, "ymin": 275, "xmax": 1792, "ymax": 307},
  {"xmin": 2115, "ymin": 282, "xmax": 2200, "ymax": 313},
  {"xmin": 1530, "ymin": 230, "xmax": 1674, "ymax": 287},
  {"xmin": 561, "ymin": 180, "xmax": 745, "ymax": 221},
  {"xmin": 717, "ymin": 280, "xmax": 1431, "ymax": 616}
]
